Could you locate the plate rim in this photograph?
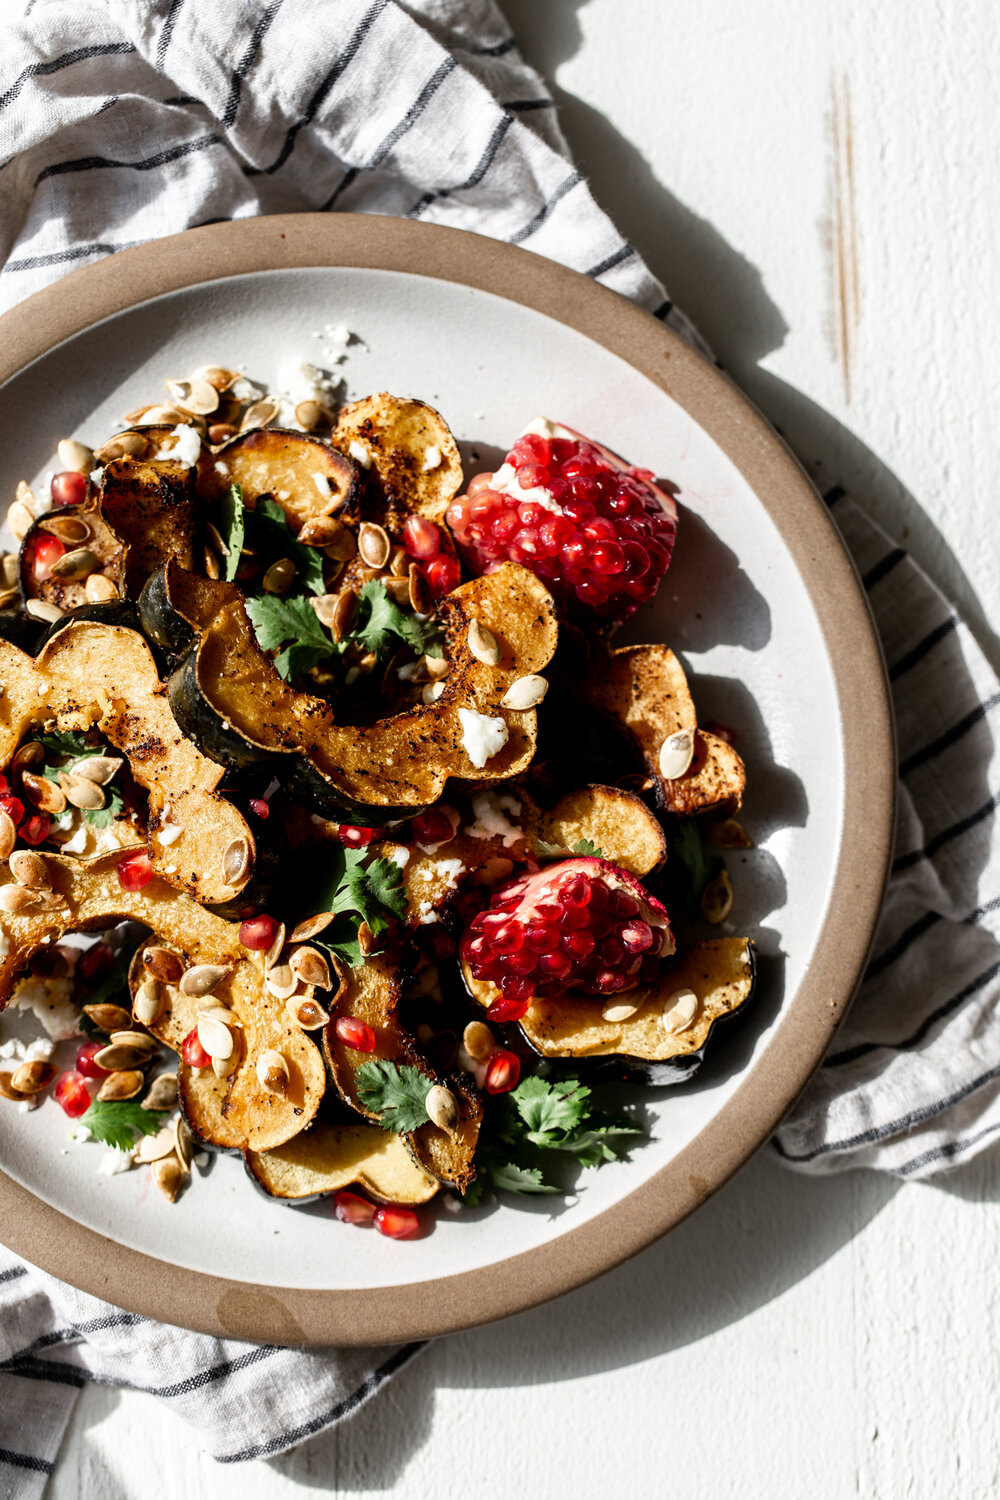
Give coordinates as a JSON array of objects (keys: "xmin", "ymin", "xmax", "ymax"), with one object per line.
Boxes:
[{"xmin": 0, "ymin": 214, "xmax": 896, "ymax": 1346}]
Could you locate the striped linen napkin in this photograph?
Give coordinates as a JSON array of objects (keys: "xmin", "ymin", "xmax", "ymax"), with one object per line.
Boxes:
[{"xmin": 0, "ymin": 0, "xmax": 998, "ymax": 1492}]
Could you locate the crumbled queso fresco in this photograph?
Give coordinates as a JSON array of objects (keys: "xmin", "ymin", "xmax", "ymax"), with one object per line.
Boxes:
[
  {"xmin": 156, "ymin": 424, "xmax": 202, "ymax": 468},
  {"xmin": 11, "ymin": 975, "xmax": 78, "ymax": 1040},
  {"xmin": 458, "ymin": 709, "xmax": 509, "ymax": 769},
  {"xmin": 465, "ymin": 790, "xmax": 523, "ymax": 848}
]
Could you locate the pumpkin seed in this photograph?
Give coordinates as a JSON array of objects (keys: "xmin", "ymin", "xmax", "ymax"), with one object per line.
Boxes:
[
  {"xmin": 180, "ymin": 963, "xmax": 229, "ymax": 997},
  {"xmin": 310, "ymin": 593, "xmax": 339, "ymax": 629},
  {"xmin": 108, "ymin": 431, "xmax": 149, "ymax": 458},
  {"xmin": 256, "ymin": 1049, "xmax": 289, "ymax": 1095},
  {"xmin": 173, "ymin": 1117, "xmax": 194, "ymax": 1172},
  {"xmin": 142, "ymin": 1073, "xmax": 179, "ymax": 1111},
  {"xmin": 197, "ymin": 1014, "xmax": 234, "ymax": 1061},
  {"xmin": 134, "ymin": 405, "xmax": 184, "ymax": 427},
  {"xmin": 240, "ymin": 398, "xmax": 280, "ymax": 432},
  {"xmin": 409, "ymin": 564, "xmax": 432, "ymax": 615},
  {"xmin": 425, "ymin": 1083, "xmax": 459, "ymax": 1133},
  {"xmin": 151, "ymin": 1153, "xmax": 184, "ymax": 1202},
  {"xmin": 51, "ymin": 545, "xmax": 99, "ymax": 581},
  {"xmin": 0, "ymin": 1072, "xmax": 28, "ymax": 1101},
  {"xmin": 424, "ymin": 654, "xmax": 450, "ymax": 682},
  {"xmin": 501, "ymin": 674, "xmax": 548, "ymax": 710},
  {"xmin": 289, "ymin": 946, "xmax": 331, "ymax": 990},
  {"xmin": 324, "ymin": 527, "xmax": 357, "ymax": 562},
  {"xmin": 73, "ymin": 755, "xmax": 124, "ymax": 786},
  {"xmin": 289, "ymin": 912, "xmax": 335, "ymax": 942},
  {"xmin": 83, "ymin": 1003, "xmax": 133, "ymax": 1032},
  {"xmin": 94, "ymin": 1042, "xmax": 151, "ymax": 1072},
  {"xmin": 0, "ymin": 811, "xmax": 16, "ymax": 862},
  {"xmin": 8, "ymin": 500, "xmax": 33, "ymax": 541},
  {"xmin": 212, "ymin": 1049, "xmax": 240, "ymax": 1080},
  {"xmin": 98, "ymin": 1069, "xmax": 145, "ymax": 1102},
  {"xmin": 1, "ymin": 553, "xmax": 19, "ymax": 588},
  {"xmin": 265, "ymin": 962, "xmax": 298, "ymax": 1001},
  {"xmin": 204, "ymin": 520, "xmax": 229, "ymax": 558},
  {"xmin": 142, "ymin": 945, "xmax": 183, "ymax": 983},
  {"xmin": 14, "ymin": 741, "xmax": 46, "ymax": 776},
  {"xmin": 384, "ymin": 577, "xmax": 410, "ymax": 606},
  {"xmin": 357, "ymin": 921, "xmax": 375, "ymax": 957},
  {"xmin": 166, "ymin": 376, "xmax": 219, "ymax": 416},
  {"xmin": 203, "ymin": 544, "xmax": 221, "ymax": 580},
  {"xmin": 701, "ymin": 869, "xmax": 734, "ymax": 925},
  {"xmin": 660, "ymin": 988, "xmax": 699, "ymax": 1036},
  {"xmin": 193, "ymin": 364, "xmax": 239, "ymax": 392},
  {"xmin": 109, "ymin": 1030, "xmax": 157, "ymax": 1054},
  {"xmin": 299, "ymin": 515, "xmax": 346, "ymax": 549},
  {"xmin": 11, "ymin": 1060, "xmax": 56, "ymax": 1095},
  {"xmin": 291, "ymin": 997, "xmax": 329, "ymax": 1031},
  {"xmin": 706, "ymin": 818, "xmax": 753, "ymax": 850},
  {"xmin": 26, "ymin": 600, "xmax": 64, "ymax": 624},
  {"xmin": 133, "ymin": 980, "xmax": 163, "ymax": 1026},
  {"xmin": 601, "ymin": 996, "xmax": 644, "ymax": 1023},
  {"xmin": 207, "ymin": 422, "xmax": 238, "ymax": 446},
  {"xmin": 467, "ymin": 619, "xmax": 501, "ymax": 665},
  {"xmin": 0, "ymin": 884, "xmax": 36, "ymax": 914},
  {"xmin": 38, "ymin": 514, "xmax": 91, "ymax": 545},
  {"xmin": 389, "ymin": 546, "xmax": 409, "ymax": 578},
  {"xmin": 263, "ymin": 557, "xmax": 296, "ymax": 595},
  {"xmin": 134, "ymin": 1127, "xmax": 177, "ymax": 1164},
  {"xmin": 0, "ymin": 586, "xmax": 18, "ymax": 610},
  {"xmin": 85, "ymin": 573, "xmax": 119, "ymax": 603},
  {"xmin": 358, "ymin": 522, "xmax": 391, "ymax": 569},
  {"xmin": 222, "ymin": 837, "xmax": 253, "ymax": 888},
  {"xmin": 57, "ymin": 438, "xmax": 95, "ymax": 474},
  {"xmin": 196, "ymin": 1000, "xmax": 235, "ymax": 1024},
  {"xmin": 9, "ymin": 850, "xmax": 50, "ymax": 889},
  {"xmin": 422, "ymin": 680, "xmax": 445, "ymax": 705},
  {"xmin": 264, "ymin": 921, "xmax": 286, "ymax": 971},
  {"xmin": 331, "ymin": 589, "xmax": 358, "ymax": 642},
  {"xmin": 658, "ymin": 728, "xmax": 695, "ymax": 781},
  {"xmin": 294, "ymin": 399, "xmax": 323, "ymax": 430},
  {"xmin": 59, "ymin": 772, "xmax": 106, "ymax": 811},
  {"xmin": 462, "ymin": 1021, "xmax": 494, "ymax": 1063}
]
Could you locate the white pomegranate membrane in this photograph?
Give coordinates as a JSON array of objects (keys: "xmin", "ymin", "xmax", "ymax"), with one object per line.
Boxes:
[
  {"xmin": 446, "ymin": 421, "xmax": 678, "ymax": 621},
  {"xmin": 461, "ymin": 856, "xmax": 674, "ymax": 1018}
]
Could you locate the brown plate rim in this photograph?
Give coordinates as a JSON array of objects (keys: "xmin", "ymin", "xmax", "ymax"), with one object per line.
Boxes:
[{"xmin": 0, "ymin": 214, "xmax": 896, "ymax": 1346}]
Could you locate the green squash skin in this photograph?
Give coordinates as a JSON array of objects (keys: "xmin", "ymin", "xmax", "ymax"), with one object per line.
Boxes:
[
  {"xmin": 138, "ymin": 565, "xmax": 197, "ymax": 659},
  {"xmin": 0, "ymin": 612, "xmax": 46, "ymax": 654},
  {"xmin": 38, "ymin": 599, "xmax": 142, "ymax": 646}
]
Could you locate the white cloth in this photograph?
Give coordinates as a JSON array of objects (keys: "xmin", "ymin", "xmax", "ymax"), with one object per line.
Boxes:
[{"xmin": 0, "ymin": 0, "xmax": 998, "ymax": 1492}]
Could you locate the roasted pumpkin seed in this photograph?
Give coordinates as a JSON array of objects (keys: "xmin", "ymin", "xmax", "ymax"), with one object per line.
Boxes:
[
  {"xmin": 467, "ymin": 619, "xmax": 501, "ymax": 665},
  {"xmin": 109, "ymin": 1030, "xmax": 157, "ymax": 1054},
  {"xmin": 85, "ymin": 573, "xmax": 119, "ymax": 603},
  {"xmin": 94, "ymin": 1043, "xmax": 151, "ymax": 1072},
  {"xmin": 311, "ymin": 594, "xmax": 339, "ymax": 629},
  {"xmin": 263, "ymin": 557, "xmax": 296, "ymax": 595},
  {"xmin": 706, "ymin": 818, "xmax": 753, "ymax": 850},
  {"xmin": 658, "ymin": 728, "xmax": 695, "ymax": 781},
  {"xmin": 142, "ymin": 945, "xmax": 183, "ymax": 983},
  {"xmin": 197, "ymin": 1014, "xmax": 234, "ymax": 1061},
  {"xmin": 331, "ymin": 589, "xmax": 358, "ymax": 642},
  {"xmin": 256, "ymin": 1049, "xmax": 289, "ymax": 1095},
  {"xmin": 292, "ymin": 997, "xmax": 329, "ymax": 1031},
  {"xmin": 194, "ymin": 364, "xmax": 239, "ymax": 392},
  {"xmin": 0, "ymin": 811, "xmax": 16, "ymax": 862},
  {"xmin": 11, "ymin": 1060, "xmax": 56, "ymax": 1095},
  {"xmin": 501, "ymin": 674, "xmax": 548, "ymax": 710},
  {"xmin": 142, "ymin": 1073, "xmax": 179, "ymax": 1111},
  {"xmin": 660, "ymin": 988, "xmax": 699, "ymax": 1036},
  {"xmin": 98, "ymin": 1069, "xmax": 145, "ymax": 1102},
  {"xmin": 0, "ymin": 553, "xmax": 18, "ymax": 588},
  {"xmin": 83, "ymin": 1002, "xmax": 133, "ymax": 1032},
  {"xmin": 701, "ymin": 869, "xmax": 734, "ymax": 925},
  {"xmin": 57, "ymin": 438, "xmax": 94, "ymax": 473},
  {"xmin": 133, "ymin": 1127, "xmax": 177, "ymax": 1164},
  {"xmin": 265, "ymin": 962, "xmax": 298, "ymax": 1001},
  {"xmin": 384, "ymin": 577, "xmax": 410, "ymax": 606},
  {"xmin": 422, "ymin": 680, "xmax": 445, "ymax": 705},
  {"xmin": 9, "ymin": 850, "xmax": 50, "ymax": 889},
  {"xmin": 425, "ymin": 1083, "xmax": 459, "ymax": 1133},
  {"xmin": 0, "ymin": 587, "xmax": 17, "ymax": 611},
  {"xmin": 73, "ymin": 755, "xmax": 124, "ymax": 786},
  {"xmin": 240, "ymin": 398, "xmax": 280, "ymax": 431},
  {"xmin": 294, "ymin": 399, "xmax": 324, "ymax": 430},
  {"xmin": 221, "ymin": 837, "xmax": 253, "ymax": 888},
  {"xmin": 207, "ymin": 422, "xmax": 238, "ymax": 445},
  {"xmin": 462, "ymin": 1021, "xmax": 494, "ymax": 1063},
  {"xmin": 133, "ymin": 980, "xmax": 163, "ymax": 1026},
  {"xmin": 166, "ymin": 376, "xmax": 219, "ymax": 416},
  {"xmin": 264, "ymin": 921, "xmax": 286, "ymax": 971},
  {"xmin": 174, "ymin": 1117, "xmax": 194, "ymax": 1172},
  {"xmin": 408, "ymin": 564, "xmax": 431, "ymax": 615},
  {"xmin": 0, "ymin": 884, "xmax": 37, "ymax": 914},
  {"xmin": 289, "ymin": 912, "xmax": 335, "ymax": 942},
  {"xmin": 134, "ymin": 405, "xmax": 184, "ymax": 427},
  {"xmin": 358, "ymin": 522, "xmax": 391, "ymax": 569},
  {"xmin": 8, "ymin": 499, "xmax": 33, "ymax": 540},
  {"xmin": 0, "ymin": 1072, "xmax": 28, "ymax": 1101},
  {"xmin": 601, "ymin": 996, "xmax": 644, "ymax": 1023},
  {"xmin": 357, "ymin": 921, "xmax": 375, "ymax": 957},
  {"xmin": 324, "ymin": 527, "xmax": 357, "ymax": 562},
  {"xmin": 424, "ymin": 653, "xmax": 450, "ymax": 682},
  {"xmin": 25, "ymin": 600, "xmax": 64, "ymax": 624},
  {"xmin": 203, "ymin": 544, "xmax": 221, "ymax": 581},
  {"xmin": 38, "ymin": 514, "xmax": 90, "ymax": 545},
  {"xmin": 389, "ymin": 546, "xmax": 409, "ymax": 578},
  {"xmin": 212, "ymin": 1049, "xmax": 240, "ymax": 1080},
  {"xmin": 151, "ymin": 1153, "xmax": 184, "ymax": 1201},
  {"xmin": 59, "ymin": 772, "xmax": 106, "ymax": 811},
  {"xmin": 299, "ymin": 515, "xmax": 346, "ymax": 549},
  {"xmin": 180, "ymin": 962, "xmax": 229, "ymax": 997},
  {"xmin": 289, "ymin": 946, "xmax": 332, "ymax": 991}
]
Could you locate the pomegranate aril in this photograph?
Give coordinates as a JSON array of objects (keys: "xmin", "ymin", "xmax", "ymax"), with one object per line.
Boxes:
[
  {"xmin": 79, "ymin": 942, "xmax": 113, "ymax": 981},
  {"xmin": 334, "ymin": 1189, "xmax": 376, "ymax": 1225},
  {"xmin": 493, "ymin": 920, "xmax": 525, "ymax": 954},
  {"xmin": 249, "ymin": 797, "xmax": 270, "ymax": 819},
  {"xmin": 425, "ymin": 554, "xmax": 460, "ymax": 596},
  {"xmin": 499, "ymin": 947, "xmax": 537, "ymax": 976},
  {"xmin": 20, "ymin": 813, "xmax": 51, "ymax": 846},
  {"xmin": 487, "ymin": 992, "xmax": 532, "ymax": 1022},
  {"xmin": 55, "ymin": 1071, "xmax": 92, "ymax": 1117},
  {"xmin": 562, "ymin": 875, "xmax": 592, "ymax": 907},
  {"xmin": 0, "ymin": 794, "xmax": 24, "ymax": 827},
  {"xmin": 76, "ymin": 1042, "xmax": 110, "ymax": 1079},
  {"xmin": 117, "ymin": 849, "xmax": 154, "ymax": 891},
  {"xmin": 412, "ymin": 808, "xmax": 454, "ymax": 845},
  {"xmin": 32, "ymin": 533, "xmax": 66, "ymax": 581},
  {"xmin": 513, "ymin": 433, "xmax": 548, "ymax": 464},
  {"xmin": 484, "ymin": 1049, "xmax": 520, "ymax": 1094},
  {"xmin": 562, "ymin": 930, "xmax": 595, "ymax": 960},
  {"xmin": 239, "ymin": 913, "xmax": 279, "ymax": 950},
  {"xmin": 621, "ymin": 920, "xmax": 654, "ymax": 952},
  {"xmin": 338, "ymin": 824, "xmax": 375, "ymax": 848},
  {"xmin": 446, "ymin": 498, "xmax": 471, "ymax": 530},
  {"xmin": 538, "ymin": 950, "xmax": 573, "ymax": 981},
  {"xmin": 591, "ymin": 541, "xmax": 625, "ymax": 575},
  {"xmin": 373, "ymin": 1204, "xmax": 420, "ymax": 1239},
  {"xmin": 50, "ymin": 471, "xmax": 87, "ymax": 507},
  {"xmin": 600, "ymin": 937, "xmax": 624, "ymax": 965},
  {"xmin": 467, "ymin": 472, "xmax": 495, "ymax": 495},
  {"xmin": 182, "ymin": 1028, "xmax": 212, "ymax": 1069},
  {"xmin": 402, "ymin": 514, "xmax": 440, "ymax": 560},
  {"xmin": 335, "ymin": 1016, "xmax": 377, "ymax": 1052}
]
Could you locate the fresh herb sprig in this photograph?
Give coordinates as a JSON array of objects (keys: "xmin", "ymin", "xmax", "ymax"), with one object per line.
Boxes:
[
  {"xmin": 78, "ymin": 1098, "xmax": 169, "ymax": 1152},
  {"xmin": 345, "ymin": 580, "xmax": 443, "ymax": 662},
  {"xmin": 37, "ymin": 733, "xmax": 125, "ymax": 829},
  {"xmin": 246, "ymin": 494, "xmax": 326, "ymax": 595},
  {"xmin": 356, "ymin": 1060, "xmax": 432, "ymax": 1132},
  {"xmin": 245, "ymin": 594, "xmax": 333, "ymax": 681},
  {"xmin": 304, "ymin": 844, "xmax": 408, "ymax": 965}
]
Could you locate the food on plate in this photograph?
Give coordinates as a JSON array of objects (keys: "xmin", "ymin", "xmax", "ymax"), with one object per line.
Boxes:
[{"xmin": 0, "ymin": 365, "xmax": 753, "ymax": 1235}]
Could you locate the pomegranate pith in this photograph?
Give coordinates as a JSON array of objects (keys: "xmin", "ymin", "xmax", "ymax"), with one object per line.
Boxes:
[
  {"xmin": 446, "ymin": 421, "xmax": 678, "ymax": 622},
  {"xmin": 461, "ymin": 856, "xmax": 674, "ymax": 1004}
]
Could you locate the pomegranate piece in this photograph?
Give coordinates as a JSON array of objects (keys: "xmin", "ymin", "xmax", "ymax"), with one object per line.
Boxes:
[
  {"xmin": 337, "ymin": 824, "xmax": 376, "ymax": 849},
  {"xmin": 78, "ymin": 941, "xmax": 114, "ymax": 982},
  {"xmin": 424, "ymin": 553, "xmax": 460, "ymax": 597},
  {"xmin": 181, "ymin": 1027, "xmax": 212, "ymax": 1069},
  {"xmin": 446, "ymin": 418, "xmax": 678, "ymax": 622},
  {"xmin": 334, "ymin": 1189, "xmax": 376, "ymax": 1225},
  {"xmin": 31, "ymin": 532, "xmax": 66, "ymax": 581},
  {"xmin": 19, "ymin": 813, "xmax": 51, "ymax": 846},
  {"xmin": 117, "ymin": 849, "xmax": 154, "ymax": 891},
  {"xmin": 50, "ymin": 471, "xmax": 88, "ymax": 507},
  {"xmin": 0, "ymin": 793, "xmax": 24, "ymax": 828},
  {"xmin": 239, "ymin": 913, "xmax": 279, "ymax": 950},
  {"xmin": 484, "ymin": 1049, "xmax": 521, "ymax": 1094},
  {"xmin": 411, "ymin": 807, "xmax": 455, "ymax": 845},
  {"xmin": 402, "ymin": 515, "xmax": 441, "ymax": 561},
  {"xmin": 248, "ymin": 797, "xmax": 270, "ymax": 820},
  {"xmin": 55, "ymin": 1070, "xmax": 92, "ymax": 1118},
  {"xmin": 373, "ymin": 1204, "xmax": 420, "ymax": 1239},
  {"xmin": 76, "ymin": 1042, "xmax": 110, "ymax": 1079},
  {"xmin": 461, "ymin": 856, "xmax": 674, "ymax": 1003},
  {"xmin": 334, "ymin": 1016, "xmax": 377, "ymax": 1052}
]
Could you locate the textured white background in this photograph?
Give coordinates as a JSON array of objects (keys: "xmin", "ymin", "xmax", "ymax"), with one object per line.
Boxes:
[{"xmin": 49, "ymin": 2, "xmax": 1000, "ymax": 1495}]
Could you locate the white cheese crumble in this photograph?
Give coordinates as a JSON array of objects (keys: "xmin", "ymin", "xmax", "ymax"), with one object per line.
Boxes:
[
  {"xmin": 389, "ymin": 847, "xmax": 411, "ymax": 869},
  {"xmin": 89, "ymin": 466, "xmax": 104, "ymax": 486},
  {"xmin": 458, "ymin": 708, "xmax": 509, "ymax": 769},
  {"xmin": 421, "ymin": 444, "xmax": 442, "ymax": 473},
  {"xmin": 61, "ymin": 822, "xmax": 89, "ymax": 855},
  {"xmin": 92, "ymin": 824, "xmax": 125, "ymax": 854},
  {"xmin": 0, "ymin": 932, "xmax": 9, "ymax": 957},
  {"xmin": 231, "ymin": 377, "xmax": 263, "ymax": 403},
  {"xmin": 98, "ymin": 1150, "xmax": 132, "ymax": 1177},
  {"xmin": 214, "ymin": 460, "xmax": 230, "ymax": 476},
  {"xmin": 155, "ymin": 424, "xmax": 202, "ymax": 468},
  {"xmin": 429, "ymin": 857, "xmax": 464, "ymax": 891},
  {"xmin": 313, "ymin": 471, "xmax": 331, "ymax": 497},
  {"xmin": 0, "ymin": 1036, "xmax": 55, "ymax": 1065},
  {"xmin": 11, "ymin": 976, "xmax": 78, "ymax": 1040},
  {"xmin": 157, "ymin": 821, "xmax": 183, "ymax": 846},
  {"xmin": 70, "ymin": 1125, "xmax": 93, "ymax": 1143},
  {"xmin": 348, "ymin": 439, "xmax": 372, "ymax": 469},
  {"xmin": 417, "ymin": 900, "xmax": 439, "ymax": 925},
  {"xmin": 465, "ymin": 790, "xmax": 523, "ymax": 847}
]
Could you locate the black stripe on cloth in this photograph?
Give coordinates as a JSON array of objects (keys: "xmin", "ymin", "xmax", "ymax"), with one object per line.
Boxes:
[
  {"xmin": 897, "ymin": 1118, "xmax": 1000, "ymax": 1177},
  {"xmin": 156, "ymin": 0, "xmax": 185, "ymax": 72},
  {"xmin": 35, "ymin": 131, "xmax": 221, "ymax": 186},
  {"xmin": 889, "ymin": 614, "xmax": 959, "ymax": 681},
  {"xmin": 221, "ymin": 0, "xmax": 284, "ymax": 128},
  {"xmin": 509, "ymin": 169, "xmax": 581, "ymax": 244},
  {"xmin": 773, "ymin": 1056, "xmax": 1000, "ymax": 1163},
  {"xmin": 899, "ymin": 690, "xmax": 1000, "ymax": 779},
  {"xmin": 246, "ymin": 0, "xmax": 388, "ymax": 177},
  {"xmin": 321, "ymin": 167, "xmax": 357, "ymax": 211},
  {"xmin": 2, "ymin": 239, "xmax": 145, "ymax": 272},
  {"xmin": 824, "ymin": 957, "xmax": 1000, "ymax": 1069},
  {"xmin": 862, "ymin": 546, "xmax": 906, "ymax": 590},
  {"xmin": 842, "ymin": 888, "xmax": 1000, "ymax": 996},
  {"xmin": 121, "ymin": 1342, "xmax": 279, "ymax": 1399},
  {"xmin": 652, "ymin": 298, "xmax": 674, "ymax": 320},
  {"xmin": 892, "ymin": 791, "xmax": 1000, "ymax": 873},
  {"xmin": 0, "ymin": 1265, "xmax": 27, "ymax": 1286},
  {"xmin": 0, "ymin": 43, "xmax": 135, "ymax": 114},
  {"xmin": 217, "ymin": 1341, "xmax": 425, "ymax": 1463},
  {"xmin": 2, "ymin": 1358, "xmax": 86, "ymax": 1390},
  {"xmin": 473, "ymin": 36, "xmax": 517, "ymax": 56},
  {"xmin": 407, "ymin": 112, "xmax": 513, "ymax": 216},
  {"xmin": 505, "ymin": 98, "xmax": 555, "ymax": 112},
  {"xmin": 368, "ymin": 56, "xmax": 458, "ymax": 170},
  {"xmin": 585, "ymin": 244, "xmax": 636, "ymax": 279},
  {"xmin": 0, "ymin": 1448, "xmax": 52, "ymax": 1476},
  {"xmin": 162, "ymin": 95, "xmax": 200, "ymax": 107}
]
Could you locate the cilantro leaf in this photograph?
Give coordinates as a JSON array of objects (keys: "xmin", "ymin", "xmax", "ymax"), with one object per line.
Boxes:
[
  {"xmin": 534, "ymin": 838, "xmax": 566, "ymax": 858},
  {"xmin": 362, "ymin": 856, "xmax": 408, "ymax": 925},
  {"xmin": 218, "ymin": 483, "xmax": 246, "ymax": 583},
  {"xmin": 245, "ymin": 594, "xmax": 333, "ymax": 681},
  {"xmin": 672, "ymin": 820, "xmax": 723, "ymax": 916},
  {"xmin": 39, "ymin": 729, "xmax": 95, "ymax": 760},
  {"xmin": 348, "ymin": 580, "xmax": 443, "ymax": 661},
  {"xmin": 79, "ymin": 1098, "xmax": 169, "ymax": 1152},
  {"xmin": 572, "ymin": 838, "xmax": 604, "ymax": 857},
  {"xmin": 510, "ymin": 1074, "xmax": 591, "ymax": 1146},
  {"xmin": 356, "ymin": 1060, "xmax": 432, "ymax": 1132},
  {"xmin": 558, "ymin": 1119, "xmax": 643, "ymax": 1168},
  {"xmin": 82, "ymin": 780, "xmax": 125, "ymax": 829},
  {"xmin": 247, "ymin": 495, "xmax": 326, "ymax": 595},
  {"xmin": 308, "ymin": 845, "xmax": 406, "ymax": 946},
  {"xmin": 489, "ymin": 1162, "xmax": 559, "ymax": 1195}
]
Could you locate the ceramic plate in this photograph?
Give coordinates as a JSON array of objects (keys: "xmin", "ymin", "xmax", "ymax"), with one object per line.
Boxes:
[{"xmin": 0, "ymin": 217, "xmax": 894, "ymax": 1345}]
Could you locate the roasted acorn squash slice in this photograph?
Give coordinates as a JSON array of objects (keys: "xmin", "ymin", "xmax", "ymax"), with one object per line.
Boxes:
[
  {"xmin": 201, "ymin": 428, "xmax": 362, "ymax": 533},
  {"xmin": 245, "ymin": 1123, "xmax": 439, "ymax": 1205},
  {"xmin": 331, "ymin": 393, "xmax": 463, "ymax": 523}
]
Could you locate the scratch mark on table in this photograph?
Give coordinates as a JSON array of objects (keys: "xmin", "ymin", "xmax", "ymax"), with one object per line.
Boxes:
[{"xmin": 829, "ymin": 72, "xmax": 861, "ymax": 402}]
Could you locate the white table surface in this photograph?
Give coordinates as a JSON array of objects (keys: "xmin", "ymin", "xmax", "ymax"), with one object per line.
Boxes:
[{"xmin": 49, "ymin": 2, "xmax": 1000, "ymax": 1495}]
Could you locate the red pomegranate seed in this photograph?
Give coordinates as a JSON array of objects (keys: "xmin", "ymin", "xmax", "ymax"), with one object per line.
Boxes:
[
  {"xmin": 0, "ymin": 794, "xmax": 24, "ymax": 827},
  {"xmin": 486, "ymin": 992, "xmax": 532, "ymax": 1022},
  {"xmin": 182, "ymin": 1027, "xmax": 211, "ymax": 1069},
  {"xmin": 76, "ymin": 1042, "xmax": 110, "ymax": 1079},
  {"xmin": 334, "ymin": 1189, "xmax": 376, "ymax": 1225},
  {"xmin": 337, "ymin": 824, "xmax": 376, "ymax": 849},
  {"xmin": 249, "ymin": 797, "xmax": 270, "ymax": 819},
  {"xmin": 467, "ymin": 472, "xmax": 494, "ymax": 495},
  {"xmin": 0, "ymin": 775, "xmax": 8, "ymax": 794},
  {"xmin": 412, "ymin": 808, "xmax": 454, "ymax": 845},
  {"xmin": 50, "ymin": 471, "xmax": 88, "ymax": 507},
  {"xmin": 54, "ymin": 1071, "xmax": 92, "ymax": 1118},
  {"xmin": 373, "ymin": 1204, "xmax": 420, "ymax": 1239},
  {"xmin": 19, "ymin": 813, "xmax": 51, "ymax": 846},
  {"xmin": 334, "ymin": 1016, "xmax": 377, "ymax": 1052},
  {"xmin": 31, "ymin": 532, "xmax": 65, "ymax": 581},
  {"xmin": 117, "ymin": 849, "xmax": 154, "ymax": 892},
  {"xmin": 402, "ymin": 515, "xmax": 440, "ymax": 560},
  {"xmin": 239, "ymin": 913, "xmax": 279, "ymax": 950},
  {"xmin": 484, "ymin": 1049, "xmax": 521, "ymax": 1094},
  {"xmin": 424, "ymin": 554, "xmax": 460, "ymax": 596},
  {"xmin": 78, "ymin": 942, "xmax": 113, "ymax": 981}
]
